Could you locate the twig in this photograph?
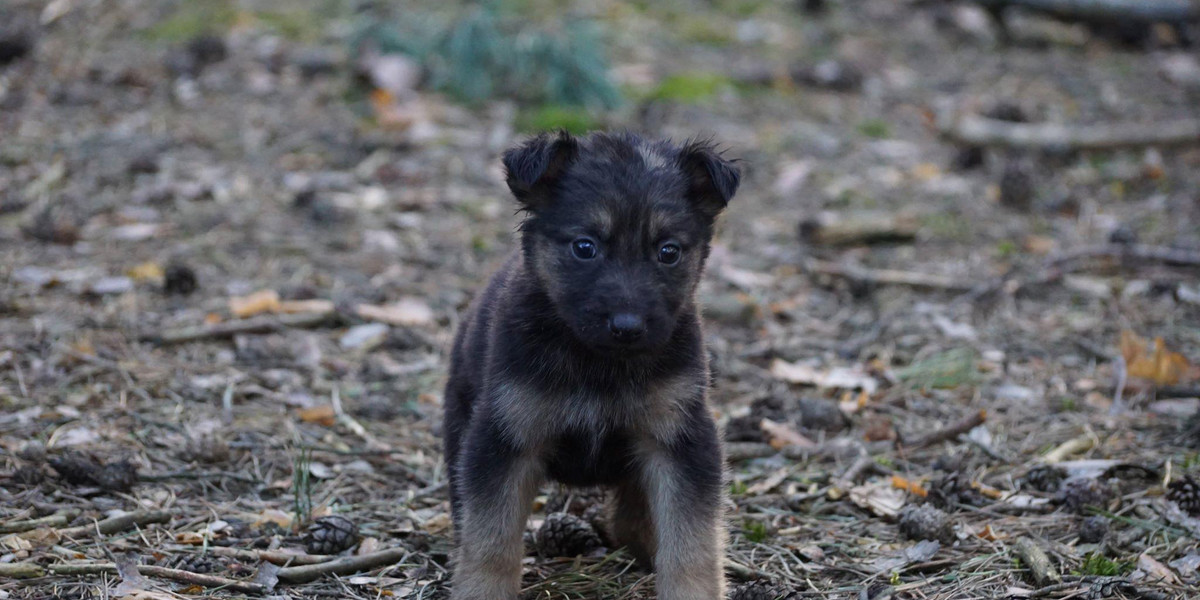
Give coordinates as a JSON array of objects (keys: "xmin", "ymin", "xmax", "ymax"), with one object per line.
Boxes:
[
  {"xmin": 208, "ymin": 547, "xmax": 335, "ymax": 566},
  {"xmin": 0, "ymin": 563, "xmax": 46, "ymax": 578},
  {"xmin": 939, "ymin": 112, "xmax": 1200, "ymax": 151},
  {"xmin": 905, "ymin": 410, "xmax": 987, "ymax": 449},
  {"xmin": 146, "ymin": 311, "xmax": 337, "ymax": 345},
  {"xmin": 1047, "ymin": 244, "xmax": 1200, "ymax": 269},
  {"xmin": 275, "ymin": 547, "xmax": 410, "ymax": 584},
  {"xmin": 18, "ymin": 562, "xmax": 268, "ymax": 593},
  {"xmin": 332, "ymin": 387, "xmax": 389, "ymax": 451},
  {"xmin": 0, "ymin": 512, "xmax": 75, "ymax": 534},
  {"xmin": 804, "ymin": 258, "xmax": 976, "ymax": 291},
  {"xmin": 1012, "ymin": 537, "xmax": 1060, "ymax": 586},
  {"xmin": 725, "ymin": 440, "xmax": 886, "ymax": 462},
  {"xmin": 56, "ymin": 510, "xmax": 172, "ymax": 540}
]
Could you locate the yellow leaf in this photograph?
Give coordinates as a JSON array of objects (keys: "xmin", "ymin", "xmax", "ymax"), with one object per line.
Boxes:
[
  {"xmin": 229, "ymin": 289, "xmax": 281, "ymax": 318},
  {"xmin": 1120, "ymin": 330, "xmax": 1190, "ymax": 386},
  {"xmin": 278, "ymin": 299, "xmax": 335, "ymax": 314},
  {"xmin": 298, "ymin": 404, "xmax": 336, "ymax": 426},
  {"xmin": 174, "ymin": 531, "xmax": 205, "ymax": 545},
  {"xmin": 890, "ymin": 475, "xmax": 927, "ymax": 497},
  {"xmin": 760, "ymin": 418, "xmax": 815, "ymax": 449},
  {"xmin": 126, "ymin": 262, "xmax": 164, "ymax": 282}
]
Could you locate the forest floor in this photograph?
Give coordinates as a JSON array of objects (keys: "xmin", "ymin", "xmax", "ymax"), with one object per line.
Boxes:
[{"xmin": 2, "ymin": 0, "xmax": 1200, "ymax": 599}]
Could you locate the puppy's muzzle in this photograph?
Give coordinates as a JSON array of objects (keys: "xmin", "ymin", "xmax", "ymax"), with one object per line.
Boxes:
[{"xmin": 607, "ymin": 312, "xmax": 646, "ymax": 344}]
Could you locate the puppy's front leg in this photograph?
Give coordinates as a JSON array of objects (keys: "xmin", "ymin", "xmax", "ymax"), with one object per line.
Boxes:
[
  {"xmin": 641, "ymin": 408, "xmax": 725, "ymax": 600},
  {"xmin": 452, "ymin": 417, "xmax": 543, "ymax": 600}
]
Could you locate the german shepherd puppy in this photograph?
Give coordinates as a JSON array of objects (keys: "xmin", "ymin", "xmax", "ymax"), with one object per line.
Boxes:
[{"xmin": 443, "ymin": 131, "xmax": 740, "ymax": 600}]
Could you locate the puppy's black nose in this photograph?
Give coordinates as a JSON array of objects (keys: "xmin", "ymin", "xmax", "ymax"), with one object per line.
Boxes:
[{"xmin": 608, "ymin": 313, "xmax": 646, "ymax": 343}]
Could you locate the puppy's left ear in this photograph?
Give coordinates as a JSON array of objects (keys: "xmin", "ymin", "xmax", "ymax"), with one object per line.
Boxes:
[
  {"xmin": 502, "ymin": 131, "xmax": 579, "ymax": 210},
  {"xmin": 679, "ymin": 141, "xmax": 740, "ymax": 219}
]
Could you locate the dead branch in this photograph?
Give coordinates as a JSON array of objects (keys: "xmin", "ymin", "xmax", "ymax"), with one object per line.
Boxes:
[
  {"xmin": 972, "ymin": 0, "xmax": 1200, "ymax": 24},
  {"xmin": 0, "ymin": 563, "xmax": 46, "ymax": 578},
  {"xmin": 725, "ymin": 440, "xmax": 889, "ymax": 462},
  {"xmin": 55, "ymin": 510, "xmax": 172, "ymax": 540},
  {"xmin": 21, "ymin": 562, "xmax": 269, "ymax": 593},
  {"xmin": 0, "ymin": 512, "xmax": 75, "ymax": 534},
  {"xmin": 1046, "ymin": 244, "xmax": 1200, "ymax": 269},
  {"xmin": 275, "ymin": 547, "xmax": 410, "ymax": 584},
  {"xmin": 939, "ymin": 112, "xmax": 1200, "ymax": 151},
  {"xmin": 804, "ymin": 258, "xmax": 976, "ymax": 291},
  {"xmin": 207, "ymin": 547, "xmax": 335, "ymax": 566},
  {"xmin": 1013, "ymin": 537, "xmax": 1061, "ymax": 586},
  {"xmin": 905, "ymin": 410, "xmax": 988, "ymax": 449},
  {"xmin": 146, "ymin": 310, "xmax": 337, "ymax": 345}
]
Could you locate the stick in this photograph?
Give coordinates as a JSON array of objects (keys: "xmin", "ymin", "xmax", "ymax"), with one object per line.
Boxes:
[
  {"xmin": 905, "ymin": 410, "xmax": 988, "ymax": 449},
  {"xmin": 27, "ymin": 562, "xmax": 268, "ymax": 593},
  {"xmin": 939, "ymin": 112, "xmax": 1200, "ymax": 151},
  {"xmin": 804, "ymin": 258, "xmax": 976, "ymax": 291},
  {"xmin": 146, "ymin": 311, "xmax": 336, "ymax": 345},
  {"xmin": 332, "ymin": 387, "xmax": 389, "ymax": 451},
  {"xmin": 208, "ymin": 546, "xmax": 335, "ymax": 566},
  {"xmin": 725, "ymin": 440, "xmax": 887, "ymax": 462},
  {"xmin": 1013, "ymin": 537, "xmax": 1060, "ymax": 586},
  {"xmin": 0, "ymin": 512, "xmax": 75, "ymax": 534},
  {"xmin": 1046, "ymin": 244, "xmax": 1200, "ymax": 269},
  {"xmin": 0, "ymin": 563, "xmax": 46, "ymax": 578},
  {"xmin": 55, "ymin": 510, "xmax": 172, "ymax": 539},
  {"xmin": 275, "ymin": 547, "xmax": 409, "ymax": 584},
  {"xmin": 972, "ymin": 0, "xmax": 1199, "ymax": 24}
]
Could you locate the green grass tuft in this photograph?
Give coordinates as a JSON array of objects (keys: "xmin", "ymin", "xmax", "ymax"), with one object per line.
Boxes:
[
  {"xmin": 1075, "ymin": 552, "xmax": 1132, "ymax": 576},
  {"xmin": 744, "ymin": 519, "xmax": 769, "ymax": 543},
  {"xmin": 896, "ymin": 348, "xmax": 979, "ymax": 390},
  {"xmin": 144, "ymin": 0, "xmax": 236, "ymax": 41},
  {"xmin": 856, "ymin": 119, "xmax": 892, "ymax": 139},
  {"xmin": 516, "ymin": 105, "xmax": 601, "ymax": 134},
  {"xmin": 646, "ymin": 72, "xmax": 733, "ymax": 104}
]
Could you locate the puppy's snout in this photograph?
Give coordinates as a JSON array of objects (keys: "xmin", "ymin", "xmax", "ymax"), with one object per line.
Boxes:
[{"xmin": 608, "ymin": 313, "xmax": 646, "ymax": 343}]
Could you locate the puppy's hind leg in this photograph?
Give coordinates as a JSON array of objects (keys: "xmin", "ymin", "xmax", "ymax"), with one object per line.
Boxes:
[{"xmin": 451, "ymin": 417, "xmax": 543, "ymax": 600}]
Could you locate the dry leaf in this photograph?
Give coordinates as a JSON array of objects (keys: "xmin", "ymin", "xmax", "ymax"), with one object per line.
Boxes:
[
  {"xmin": 204, "ymin": 313, "xmax": 222, "ymax": 325},
  {"xmin": 1120, "ymin": 330, "xmax": 1190, "ymax": 386},
  {"xmin": 746, "ymin": 468, "xmax": 791, "ymax": 495},
  {"xmin": 230, "ymin": 289, "xmax": 281, "ymax": 318},
  {"xmin": 297, "ymin": 405, "xmax": 336, "ymax": 427},
  {"xmin": 174, "ymin": 531, "xmax": 205, "ymax": 545},
  {"xmin": 1137, "ymin": 552, "xmax": 1179, "ymax": 585},
  {"xmin": 278, "ymin": 299, "xmax": 335, "ymax": 314},
  {"xmin": 849, "ymin": 480, "xmax": 907, "ymax": 518},
  {"xmin": 356, "ymin": 298, "xmax": 435, "ymax": 327},
  {"xmin": 254, "ymin": 509, "xmax": 294, "ymax": 530},
  {"xmin": 760, "ymin": 418, "xmax": 815, "ymax": 449},
  {"xmin": 126, "ymin": 261, "xmax": 164, "ymax": 282},
  {"xmin": 770, "ymin": 359, "xmax": 878, "ymax": 393},
  {"xmin": 891, "ymin": 475, "xmax": 928, "ymax": 497}
]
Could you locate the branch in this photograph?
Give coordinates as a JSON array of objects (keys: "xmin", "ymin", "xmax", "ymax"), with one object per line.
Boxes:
[
  {"xmin": 939, "ymin": 113, "xmax": 1200, "ymax": 151},
  {"xmin": 905, "ymin": 410, "xmax": 988, "ymax": 449},
  {"xmin": 145, "ymin": 311, "xmax": 336, "ymax": 345},
  {"xmin": 55, "ymin": 510, "xmax": 172, "ymax": 540},
  {"xmin": 275, "ymin": 547, "xmax": 410, "ymax": 584}
]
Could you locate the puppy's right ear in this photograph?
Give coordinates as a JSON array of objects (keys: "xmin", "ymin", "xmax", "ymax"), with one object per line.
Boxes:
[{"xmin": 502, "ymin": 131, "xmax": 578, "ymax": 209}]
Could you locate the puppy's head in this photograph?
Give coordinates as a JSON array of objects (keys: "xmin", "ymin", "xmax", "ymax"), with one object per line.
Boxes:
[{"xmin": 503, "ymin": 131, "xmax": 740, "ymax": 355}]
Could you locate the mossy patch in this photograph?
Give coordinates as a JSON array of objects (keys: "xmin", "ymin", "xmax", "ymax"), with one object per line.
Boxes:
[
  {"xmin": 645, "ymin": 72, "xmax": 733, "ymax": 104},
  {"xmin": 516, "ymin": 105, "xmax": 602, "ymax": 134}
]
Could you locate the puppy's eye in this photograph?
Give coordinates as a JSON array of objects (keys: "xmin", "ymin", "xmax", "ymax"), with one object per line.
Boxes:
[
  {"xmin": 571, "ymin": 238, "xmax": 597, "ymax": 260},
  {"xmin": 658, "ymin": 243, "xmax": 682, "ymax": 265}
]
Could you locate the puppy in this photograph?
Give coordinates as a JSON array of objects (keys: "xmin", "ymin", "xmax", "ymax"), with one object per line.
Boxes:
[{"xmin": 443, "ymin": 131, "xmax": 740, "ymax": 600}]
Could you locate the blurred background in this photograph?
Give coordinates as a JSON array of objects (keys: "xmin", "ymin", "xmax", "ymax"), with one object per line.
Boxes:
[{"xmin": 2, "ymin": 0, "xmax": 1200, "ymax": 599}]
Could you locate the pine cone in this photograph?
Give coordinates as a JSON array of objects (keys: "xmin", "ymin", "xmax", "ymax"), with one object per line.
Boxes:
[
  {"xmin": 172, "ymin": 553, "xmax": 218, "ymax": 574},
  {"xmin": 94, "ymin": 461, "xmax": 138, "ymax": 493},
  {"xmin": 898, "ymin": 504, "xmax": 954, "ymax": 543},
  {"xmin": 998, "ymin": 157, "xmax": 1035, "ymax": 211},
  {"xmin": 729, "ymin": 580, "xmax": 792, "ymax": 600},
  {"xmin": 49, "ymin": 453, "xmax": 137, "ymax": 492},
  {"xmin": 725, "ymin": 415, "xmax": 764, "ymax": 442},
  {"xmin": 536, "ymin": 512, "xmax": 602, "ymax": 558},
  {"xmin": 11, "ymin": 465, "xmax": 45, "ymax": 486},
  {"xmin": 1078, "ymin": 516, "xmax": 1109, "ymax": 543},
  {"xmin": 164, "ymin": 263, "xmax": 198, "ymax": 295},
  {"xmin": 1024, "ymin": 465, "xmax": 1067, "ymax": 493},
  {"xmin": 926, "ymin": 472, "xmax": 987, "ymax": 509},
  {"xmin": 1167, "ymin": 475, "xmax": 1200, "ymax": 516},
  {"xmin": 1055, "ymin": 477, "xmax": 1110, "ymax": 513},
  {"xmin": 303, "ymin": 515, "xmax": 359, "ymax": 554},
  {"xmin": 544, "ymin": 486, "xmax": 606, "ymax": 516}
]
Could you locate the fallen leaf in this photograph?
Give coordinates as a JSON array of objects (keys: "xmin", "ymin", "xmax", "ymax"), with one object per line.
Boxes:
[
  {"xmin": 760, "ymin": 418, "xmax": 815, "ymax": 449},
  {"xmin": 126, "ymin": 262, "xmax": 164, "ymax": 282},
  {"xmin": 174, "ymin": 531, "xmax": 205, "ymax": 545},
  {"xmin": 891, "ymin": 475, "xmax": 928, "ymax": 497},
  {"xmin": 297, "ymin": 405, "xmax": 336, "ymax": 426},
  {"xmin": 230, "ymin": 289, "xmax": 281, "ymax": 318},
  {"xmin": 254, "ymin": 509, "xmax": 294, "ymax": 530},
  {"xmin": 770, "ymin": 359, "xmax": 878, "ymax": 393},
  {"xmin": 1121, "ymin": 330, "xmax": 1190, "ymax": 386},
  {"xmin": 1137, "ymin": 552, "xmax": 1179, "ymax": 584},
  {"xmin": 278, "ymin": 299, "xmax": 335, "ymax": 314},
  {"xmin": 849, "ymin": 480, "xmax": 907, "ymax": 518},
  {"xmin": 356, "ymin": 298, "xmax": 435, "ymax": 327}
]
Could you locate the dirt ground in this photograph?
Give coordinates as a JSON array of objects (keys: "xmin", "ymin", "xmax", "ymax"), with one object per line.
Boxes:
[{"xmin": 2, "ymin": 0, "xmax": 1200, "ymax": 599}]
